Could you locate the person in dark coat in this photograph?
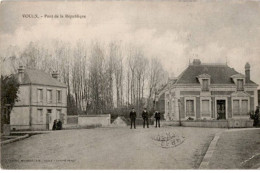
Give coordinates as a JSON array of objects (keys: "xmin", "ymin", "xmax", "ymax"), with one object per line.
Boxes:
[
  {"xmin": 57, "ymin": 119, "xmax": 62, "ymax": 130},
  {"xmin": 142, "ymin": 108, "xmax": 149, "ymax": 128},
  {"xmin": 130, "ymin": 108, "xmax": 136, "ymax": 129},
  {"xmin": 154, "ymin": 111, "xmax": 161, "ymax": 128},
  {"xmin": 254, "ymin": 106, "xmax": 259, "ymax": 127},
  {"xmin": 52, "ymin": 119, "xmax": 57, "ymax": 130}
]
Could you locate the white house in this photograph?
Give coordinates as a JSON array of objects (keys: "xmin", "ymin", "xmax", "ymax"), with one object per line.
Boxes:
[{"xmin": 10, "ymin": 66, "xmax": 67, "ymax": 130}]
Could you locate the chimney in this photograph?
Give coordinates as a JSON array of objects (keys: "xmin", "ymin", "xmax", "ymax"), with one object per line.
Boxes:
[
  {"xmin": 245, "ymin": 62, "xmax": 250, "ymax": 83},
  {"xmin": 192, "ymin": 59, "xmax": 201, "ymax": 65},
  {"xmin": 52, "ymin": 71, "xmax": 59, "ymax": 80},
  {"xmin": 18, "ymin": 65, "xmax": 25, "ymax": 83}
]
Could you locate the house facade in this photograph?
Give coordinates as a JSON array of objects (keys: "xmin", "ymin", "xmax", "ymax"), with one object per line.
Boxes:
[
  {"xmin": 10, "ymin": 66, "xmax": 67, "ymax": 130},
  {"xmin": 155, "ymin": 59, "xmax": 258, "ymax": 121}
]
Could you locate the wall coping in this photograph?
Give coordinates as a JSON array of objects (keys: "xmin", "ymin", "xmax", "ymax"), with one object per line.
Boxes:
[
  {"xmin": 183, "ymin": 119, "xmax": 253, "ymax": 122},
  {"xmin": 78, "ymin": 114, "xmax": 110, "ymax": 117}
]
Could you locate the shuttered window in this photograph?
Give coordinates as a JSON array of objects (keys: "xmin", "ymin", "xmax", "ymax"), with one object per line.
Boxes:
[
  {"xmin": 237, "ymin": 79, "xmax": 244, "ymax": 91},
  {"xmin": 202, "ymin": 100, "xmax": 210, "ymax": 116},
  {"xmin": 186, "ymin": 100, "xmax": 195, "ymax": 116},
  {"xmin": 37, "ymin": 89, "xmax": 43, "ymax": 103},
  {"xmin": 47, "ymin": 90, "xmax": 52, "ymax": 103},
  {"xmin": 241, "ymin": 100, "xmax": 248, "ymax": 114},
  {"xmin": 202, "ymin": 79, "xmax": 209, "ymax": 91},
  {"xmin": 233, "ymin": 99, "xmax": 249, "ymax": 116},
  {"xmin": 37, "ymin": 109, "xmax": 43, "ymax": 123},
  {"xmin": 233, "ymin": 100, "xmax": 240, "ymax": 115},
  {"xmin": 57, "ymin": 109, "xmax": 61, "ymax": 119},
  {"xmin": 57, "ymin": 90, "xmax": 62, "ymax": 103}
]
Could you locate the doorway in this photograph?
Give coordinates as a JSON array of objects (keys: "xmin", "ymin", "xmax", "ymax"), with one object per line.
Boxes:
[
  {"xmin": 47, "ymin": 109, "xmax": 53, "ymax": 130},
  {"xmin": 217, "ymin": 100, "xmax": 226, "ymax": 120}
]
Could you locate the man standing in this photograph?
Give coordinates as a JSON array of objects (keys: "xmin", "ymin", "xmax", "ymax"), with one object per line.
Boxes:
[
  {"xmin": 57, "ymin": 119, "xmax": 62, "ymax": 130},
  {"xmin": 254, "ymin": 106, "xmax": 259, "ymax": 126},
  {"xmin": 52, "ymin": 119, "xmax": 57, "ymax": 130},
  {"xmin": 142, "ymin": 108, "xmax": 149, "ymax": 128},
  {"xmin": 154, "ymin": 111, "xmax": 161, "ymax": 128},
  {"xmin": 130, "ymin": 108, "xmax": 136, "ymax": 129}
]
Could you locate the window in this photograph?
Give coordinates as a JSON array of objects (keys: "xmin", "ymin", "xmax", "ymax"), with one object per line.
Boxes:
[
  {"xmin": 237, "ymin": 79, "xmax": 244, "ymax": 91},
  {"xmin": 57, "ymin": 109, "xmax": 61, "ymax": 119},
  {"xmin": 233, "ymin": 100, "xmax": 240, "ymax": 115},
  {"xmin": 202, "ymin": 79, "xmax": 209, "ymax": 91},
  {"xmin": 37, "ymin": 109, "xmax": 43, "ymax": 123},
  {"xmin": 201, "ymin": 100, "xmax": 210, "ymax": 116},
  {"xmin": 47, "ymin": 90, "xmax": 52, "ymax": 103},
  {"xmin": 241, "ymin": 100, "xmax": 248, "ymax": 114},
  {"xmin": 47, "ymin": 109, "xmax": 52, "ymax": 114},
  {"xmin": 37, "ymin": 89, "xmax": 43, "ymax": 102},
  {"xmin": 186, "ymin": 100, "xmax": 195, "ymax": 117},
  {"xmin": 233, "ymin": 99, "xmax": 249, "ymax": 116},
  {"xmin": 57, "ymin": 90, "xmax": 62, "ymax": 103}
]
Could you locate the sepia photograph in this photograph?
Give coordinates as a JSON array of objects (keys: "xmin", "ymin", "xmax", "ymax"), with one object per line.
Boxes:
[{"xmin": 0, "ymin": 0, "xmax": 260, "ymax": 170}]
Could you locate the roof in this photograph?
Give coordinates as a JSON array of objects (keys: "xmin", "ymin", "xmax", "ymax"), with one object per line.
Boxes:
[
  {"xmin": 17, "ymin": 68, "xmax": 67, "ymax": 88},
  {"xmin": 175, "ymin": 64, "xmax": 257, "ymax": 85},
  {"xmin": 230, "ymin": 73, "xmax": 245, "ymax": 78}
]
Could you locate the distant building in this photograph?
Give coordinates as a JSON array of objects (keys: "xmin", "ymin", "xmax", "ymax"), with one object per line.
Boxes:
[
  {"xmin": 156, "ymin": 59, "xmax": 258, "ymax": 121},
  {"xmin": 10, "ymin": 66, "xmax": 67, "ymax": 130}
]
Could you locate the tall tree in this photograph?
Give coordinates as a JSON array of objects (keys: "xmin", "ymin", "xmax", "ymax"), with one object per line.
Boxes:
[
  {"xmin": 147, "ymin": 57, "xmax": 166, "ymax": 111},
  {"xmin": 1, "ymin": 75, "xmax": 20, "ymax": 127}
]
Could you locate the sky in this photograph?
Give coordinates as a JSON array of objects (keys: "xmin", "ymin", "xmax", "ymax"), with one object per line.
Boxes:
[{"xmin": 1, "ymin": 0, "xmax": 260, "ymax": 86}]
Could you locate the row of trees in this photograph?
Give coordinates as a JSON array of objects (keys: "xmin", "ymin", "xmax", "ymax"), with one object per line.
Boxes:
[{"xmin": 2, "ymin": 40, "xmax": 168, "ymax": 117}]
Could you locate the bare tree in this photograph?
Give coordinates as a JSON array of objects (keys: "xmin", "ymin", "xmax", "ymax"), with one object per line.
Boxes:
[{"xmin": 2, "ymin": 39, "xmax": 168, "ymax": 117}]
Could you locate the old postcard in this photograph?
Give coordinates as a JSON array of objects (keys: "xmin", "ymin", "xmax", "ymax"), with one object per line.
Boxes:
[{"xmin": 1, "ymin": 0, "xmax": 260, "ymax": 170}]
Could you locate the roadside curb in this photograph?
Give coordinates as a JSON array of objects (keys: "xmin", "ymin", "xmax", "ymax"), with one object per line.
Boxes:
[
  {"xmin": 1, "ymin": 134, "xmax": 29, "ymax": 145},
  {"xmin": 11, "ymin": 131, "xmax": 51, "ymax": 135},
  {"xmin": 199, "ymin": 128, "xmax": 259, "ymax": 169},
  {"xmin": 225, "ymin": 127, "xmax": 260, "ymax": 132},
  {"xmin": 199, "ymin": 131, "xmax": 223, "ymax": 169}
]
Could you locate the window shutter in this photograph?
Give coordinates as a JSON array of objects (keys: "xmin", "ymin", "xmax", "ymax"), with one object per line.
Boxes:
[{"xmin": 233, "ymin": 100, "xmax": 240, "ymax": 115}]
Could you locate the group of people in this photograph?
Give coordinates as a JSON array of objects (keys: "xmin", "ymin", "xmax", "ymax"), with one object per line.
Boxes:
[
  {"xmin": 52, "ymin": 119, "xmax": 63, "ymax": 130},
  {"xmin": 129, "ymin": 108, "xmax": 161, "ymax": 129}
]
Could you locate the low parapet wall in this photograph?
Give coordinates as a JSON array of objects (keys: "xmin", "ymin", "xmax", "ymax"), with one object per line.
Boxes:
[
  {"xmin": 181, "ymin": 119, "xmax": 253, "ymax": 128},
  {"xmin": 67, "ymin": 115, "xmax": 78, "ymax": 124},
  {"xmin": 78, "ymin": 114, "xmax": 111, "ymax": 127}
]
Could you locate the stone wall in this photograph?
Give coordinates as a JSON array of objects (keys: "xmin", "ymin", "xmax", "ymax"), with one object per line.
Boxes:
[
  {"xmin": 181, "ymin": 119, "xmax": 253, "ymax": 128},
  {"xmin": 10, "ymin": 107, "xmax": 30, "ymax": 130},
  {"xmin": 78, "ymin": 114, "xmax": 111, "ymax": 127},
  {"xmin": 67, "ymin": 115, "xmax": 78, "ymax": 124}
]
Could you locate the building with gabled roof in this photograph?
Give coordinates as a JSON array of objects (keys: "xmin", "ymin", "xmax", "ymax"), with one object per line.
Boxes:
[
  {"xmin": 10, "ymin": 66, "xmax": 67, "ymax": 130},
  {"xmin": 155, "ymin": 59, "xmax": 258, "ymax": 122}
]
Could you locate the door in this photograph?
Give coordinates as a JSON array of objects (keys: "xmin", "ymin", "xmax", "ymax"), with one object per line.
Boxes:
[
  {"xmin": 47, "ymin": 109, "xmax": 53, "ymax": 130},
  {"xmin": 217, "ymin": 100, "xmax": 226, "ymax": 119}
]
